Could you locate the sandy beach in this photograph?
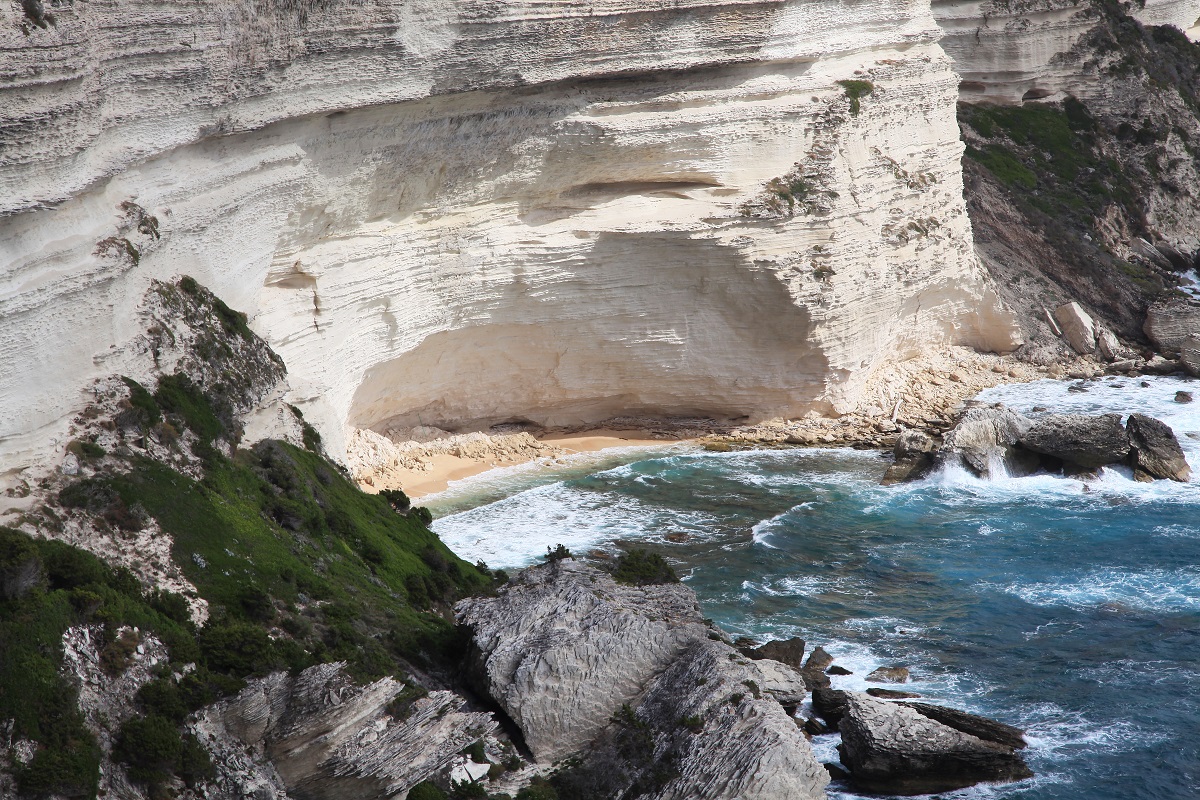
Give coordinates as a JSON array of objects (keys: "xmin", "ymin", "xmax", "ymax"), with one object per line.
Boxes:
[{"xmin": 392, "ymin": 429, "xmax": 679, "ymax": 498}]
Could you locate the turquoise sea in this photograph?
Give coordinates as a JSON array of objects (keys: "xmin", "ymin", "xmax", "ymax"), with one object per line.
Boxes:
[{"xmin": 431, "ymin": 377, "xmax": 1200, "ymax": 799}]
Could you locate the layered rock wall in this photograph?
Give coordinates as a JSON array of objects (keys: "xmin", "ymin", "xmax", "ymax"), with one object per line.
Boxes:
[{"xmin": 1, "ymin": 0, "xmax": 1018, "ymax": 473}]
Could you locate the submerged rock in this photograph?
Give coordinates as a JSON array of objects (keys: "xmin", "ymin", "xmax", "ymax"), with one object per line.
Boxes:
[
  {"xmin": 1018, "ymin": 413, "xmax": 1130, "ymax": 469},
  {"xmin": 837, "ymin": 693, "xmax": 1032, "ymax": 795},
  {"xmin": 866, "ymin": 688, "xmax": 922, "ymax": 699},
  {"xmin": 1127, "ymin": 414, "xmax": 1192, "ymax": 482}
]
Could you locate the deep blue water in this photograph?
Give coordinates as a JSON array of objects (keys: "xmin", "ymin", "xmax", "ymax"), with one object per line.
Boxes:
[{"xmin": 433, "ymin": 377, "xmax": 1200, "ymax": 799}]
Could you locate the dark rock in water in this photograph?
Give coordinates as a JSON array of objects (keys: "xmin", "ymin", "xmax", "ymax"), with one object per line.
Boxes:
[
  {"xmin": 1018, "ymin": 413, "xmax": 1130, "ymax": 469},
  {"xmin": 881, "ymin": 429, "xmax": 936, "ymax": 485},
  {"xmin": 866, "ymin": 666, "xmax": 910, "ymax": 683},
  {"xmin": 747, "ymin": 636, "xmax": 806, "ymax": 669},
  {"xmin": 838, "ymin": 693, "xmax": 1033, "ymax": 795},
  {"xmin": 804, "ymin": 716, "xmax": 832, "ymax": 736},
  {"xmin": 802, "ymin": 646, "xmax": 835, "ymax": 689},
  {"xmin": 1067, "ymin": 383, "xmax": 1089, "ymax": 393},
  {"xmin": 1127, "ymin": 413, "xmax": 1192, "ymax": 482},
  {"xmin": 824, "ymin": 763, "xmax": 852, "ymax": 781},
  {"xmin": 1176, "ymin": 391, "xmax": 1193, "ymax": 403},
  {"xmin": 866, "ymin": 688, "xmax": 922, "ymax": 699},
  {"xmin": 827, "ymin": 665, "xmax": 853, "ymax": 676},
  {"xmin": 811, "ymin": 688, "xmax": 850, "ymax": 727},
  {"xmin": 898, "ymin": 702, "xmax": 1028, "ymax": 750},
  {"xmin": 940, "ymin": 406, "xmax": 1038, "ymax": 478}
]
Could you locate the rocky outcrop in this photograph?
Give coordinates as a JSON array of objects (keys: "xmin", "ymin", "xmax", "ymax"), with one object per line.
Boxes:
[
  {"xmin": 837, "ymin": 693, "xmax": 1032, "ymax": 795},
  {"xmin": 941, "ymin": 406, "xmax": 1037, "ymax": 478},
  {"xmin": 457, "ymin": 559, "xmax": 710, "ymax": 762},
  {"xmin": 899, "ymin": 702, "xmax": 1029, "ymax": 751},
  {"xmin": 1181, "ymin": 337, "xmax": 1200, "ymax": 378},
  {"xmin": 198, "ymin": 663, "xmax": 497, "ymax": 800},
  {"xmin": 1145, "ymin": 299, "xmax": 1200, "ymax": 352},
  {"xmin": 1054, "ymin": 302, "xmax": 1098, "ymax": 355},
  {"xmin": 458, "ymin": 561, "xmax": 827, "ymax": 799},
  {"xmin": 1127, "ymin": 413, "xmax": 1192, "ymax": 482},
  {"xmin": 882, "ymin": 429, "xmax": 937, "ymax": 485},
  {"xmin": 1018, "ymin": 413, "xmax": 1131, "ymax": 470},
  {"xmin": 744, "ymin": 637, "xmax": 806, "ymax": 671}
]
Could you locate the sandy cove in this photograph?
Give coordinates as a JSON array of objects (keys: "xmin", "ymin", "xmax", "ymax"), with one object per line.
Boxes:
[{"xmin": 347, "ymin": 347, "xmax": 1140, "ymax": 499}]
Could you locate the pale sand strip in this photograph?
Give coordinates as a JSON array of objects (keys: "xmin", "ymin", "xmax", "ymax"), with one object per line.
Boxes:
[{"xmin": 397, "ymin": 430, "xmax": 678, "ymax": 498}]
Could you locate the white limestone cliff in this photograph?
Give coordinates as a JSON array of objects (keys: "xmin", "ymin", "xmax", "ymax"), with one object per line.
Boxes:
[
  {"xmin": 0, "ymin": 0, "xmax": 1020, "ymax": 478},
  {"xmin": 932, "ymin": 0, "xmax": 1200, "ymax": 104}
]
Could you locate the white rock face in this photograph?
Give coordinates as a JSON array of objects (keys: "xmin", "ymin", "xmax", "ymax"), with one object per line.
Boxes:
[
  {"xmin": 0, "ymin": 0, "xmax": 1019, "ymax": 471},
  {"xmin": 932, "ymin": 0, "xmax": 1200, "ymax": 104}
]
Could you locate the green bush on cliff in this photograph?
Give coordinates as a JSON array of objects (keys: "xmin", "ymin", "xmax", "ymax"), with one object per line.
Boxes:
[{"xmin": 612, "ymin": 549, "xmax": 679, "ymax": 586}]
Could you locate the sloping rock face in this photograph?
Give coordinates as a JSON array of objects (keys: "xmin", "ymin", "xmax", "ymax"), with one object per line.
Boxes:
[
  {"xmin": 1145, "ymin": 299, "xmax": 1200, "ymax": 352},
  {"xmin": 457, "ymin": 561, "xmax": 827, "ymax": 799},
  {"xmin": 457, "ymin": 560, "xmax": 710, "ymax": 762},
  {"xmin": 0, "ymin": 0, "xmax": 1019, "ymax": 473},
  {"xmin": 197, "ymin": 662, "xmax": 497, "ymax": 800},
  {"xmin": 838, "ymin": 693, "xmax": 1032, "ymax": 795},
  {"xmin": 941, "ymin": 406, "xmax": 1036, "ymax": 478},
  {"xmin": 1018, "ymin": 413, "xmax": 1130, "ymax": 469},
  {"xmin": 1127, "ymin": 413, "xmax": 1192, "ymax": 482}
]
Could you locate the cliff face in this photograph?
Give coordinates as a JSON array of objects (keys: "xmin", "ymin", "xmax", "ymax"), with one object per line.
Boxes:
[
  {"xmin": 932, "ymin": 0, "xmax": 1199, "ymax": 103},
  {"xmin": 0, "ymin": 0, "xmax": 1019, "ymax": 472}
]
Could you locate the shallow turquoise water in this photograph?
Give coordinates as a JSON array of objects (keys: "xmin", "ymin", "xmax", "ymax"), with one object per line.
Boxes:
[{"xmin": 433, "ymin": 377, "xmax": 1200, "ymax": 799}]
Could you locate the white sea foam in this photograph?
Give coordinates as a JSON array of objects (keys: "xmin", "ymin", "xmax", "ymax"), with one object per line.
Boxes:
[
  {"xmin": 984, "ymin": 568, "xmax": 1200, "ymax": 612},
  {"xmin": 750, "ymin": 503, "xmax": 815, "ymax": 548},
  {"xmin": 433, "ymin": 481, "xmax": 721, "ymax": 568}
]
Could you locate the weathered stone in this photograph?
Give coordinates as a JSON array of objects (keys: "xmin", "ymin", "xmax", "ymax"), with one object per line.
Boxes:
[
  {"xmin": 866, "ymin": 688, "xmax": 922, "ymax": 700},
  {"xmin": 1096, "ymin": 325, "xmax": 1122, "ymax": 362},
  {"xmin": 1018, "ymin": 413, "xmax": 1130, "ymax": 469},
  {"xmin": 811, "ymin": 688, "xmax": 850, "ymax": 727},
  {"xmin": 882, "ymin": 429, "xmax": 937, "ymax": 485},
  {"xmin": 1144, "ymin": 298, "xmax": 1200, "ymax": 351},
  {"xmin": 941, "ymin": 406, "xmax": 1037, "ymax": 478},
  {"xmin": 457, "ymin": 560, "xmax": 710, "ymax": 761},
  {"xmin": 1181, "ymin": 336, "xmax": 1200, "ymax": 378},
  {"xmin": 827, "ymin": 665, "xmax": 853, "ymax": 676},
  {"xmin": 1144, "ymin": 356, "xmax": 1181, "ymax": 375},
  {"xmin": 1054, "ymin": 302, "xmax": 1096, "ymax": 354},
  {"xmin": 866, "ymin": 666, "xmax": 910, "ymax": 684},
  {"xmin": 802, "ymin": 646, "xmax": 835, "ymax": 689},
  {"xmin": 1176, "ymin": 391, "xmax": 1193, "ymax": 403},
  {"xmin": 837, "ymin": 693, "xmax": 1033, "ymax": 795},
  {"xmin": 748, "ymin": 637, "xmax": 806, "ymax": 670},
  {"xmin": 553, "ymin": 640, "xmax": 829, "ymax": 800},
  {"xmin": 1126, "ymin": 414, "xmax": 1192, "ymax": 482},
  {"xmin": 898, "ymin": 702, "xmax": 1028, "ymax": 750}
]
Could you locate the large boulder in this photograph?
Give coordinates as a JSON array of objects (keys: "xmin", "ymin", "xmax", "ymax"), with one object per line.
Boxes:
[
  {"xmin": 456, "ymin": 560, "xmax": 710, "ymax": 761},
  {"xmin": 552, "ymin": 640, "xmax": 830, "ymax": 800},
  {"xmin": 837, "ymin": 693, "xmax": 1032, "ymax": 795},
  {"xmin": 746, "ymin": 636, "xmax": 806, "ymax": 670},
  {"xmin": 881, "ymin": 429, "xmax": 936, "ymax": 485},
  {"xmin": 898, "ymin": 702, "xmax": 1027, "ymax": 751},
  {"xmin": 1054, "ymin": 302, "xmax": 1097, "ymax": 354},
  {"xmin": 1018, "ymin": 413, "xmax": 1130, "ymax": 470},
  {"xmin": 1127, "ymin": 414, "xmax": 1192, "ymax": 482},
  {"xmin": 940, "ymin": 406, "xmax": 1037, "ymax": 478},
  {"xmin": 1144, "ymin": 298, "xmax": 1200, "ymax": 352}
]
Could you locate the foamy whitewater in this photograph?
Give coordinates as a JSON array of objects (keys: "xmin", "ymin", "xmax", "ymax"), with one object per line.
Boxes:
[{"xmin": 433, "ymin": 376, "xmax": 1200, "ymax": 798}]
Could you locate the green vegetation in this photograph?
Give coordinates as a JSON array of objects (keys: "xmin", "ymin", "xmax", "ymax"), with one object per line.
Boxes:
[
  {"xmin": 409, "ymin": 781, "xmax": 449, "ymax": 800},
  {"xmin": 837, "ymin": 79, "xmax": 875, "ymax": 116},
  {"xmin": 765, "ymin": 174, "xmax": 810, "ymax": 213},
  {"xmin": 611, "ymin": 549, "xmax": 679, "ymax": 586},
  {"xmin": 543, "ymin": 544, "xmax": 572, "ymax": 563},
  {"xmin": 0, "ymin": 526, "xmax": 197, "ymax": 799},
  {"xmin": 961, "ymin": 101, "xmax": 1141, "ymax": 227}
]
